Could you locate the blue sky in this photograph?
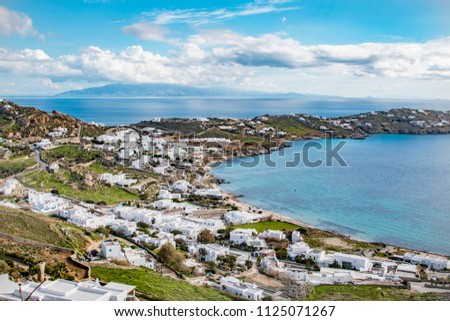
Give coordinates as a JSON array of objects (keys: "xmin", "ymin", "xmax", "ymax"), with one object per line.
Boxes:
[{"xmin": 1, "ymin": 0, "xmax": 450, "ymax": 97}]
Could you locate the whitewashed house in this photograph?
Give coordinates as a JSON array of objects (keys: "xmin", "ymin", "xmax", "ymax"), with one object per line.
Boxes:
[
  {"xmin": 291, "ymin": 231, "xmax": 303, "ymax": 242},
  {"xmin": 223, "ymin": 211, "xmax": 261, "ymax": 225},
  {"xmin": 287, "ymin": 242, "xmax": 311, "ymax": 259},
  {"xmin": 100, "ymin": 173, "xmax": 137, "ymax": 187},
  {"xmin": 189, "ymin": 244, "xmax": 230, "ymax": 262},
  {"xmin": 403, "ymin": 252, "xmax": 450, "ymax": 270},
  {"xmin": 259, "ymin": 229, "xmax": 286, "ymax": 241},
  {"xmin": 0, "ymin": 275, "xmax": 136, "ymax": 301},
  {"xmin": 307, "ymin": 271, "xmax": 353, "ymax": 285},
  {"xmin": 123, "ymin": 248, "xmax": 155, "ymax": 269},
  {"xmin": 28, "ymin": 190, "xmax": 67, "ymax": 214},
  {"xmin": 170, "ymin": 180, "xmax": 190, "ymax": 193},
  {"xmin": 194, "ymin": 188, "xmax": 223, "ymax": 199},
  {"xmin": 0, "ymin": 178, "xmax": 19, "ymax": 195},
  {"xmin": 220, "ymin": 277, "xmax": 263, "ymax": 301},
  {"xmin": 101, "ymin": 240, "xmax": 124, "ymax": 261},
  {"xmin": 230, "ymin": 228, "xmax": 257, "ymax": 244}
]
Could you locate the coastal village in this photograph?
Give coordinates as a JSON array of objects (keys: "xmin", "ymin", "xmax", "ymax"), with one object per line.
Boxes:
[{"xmin": 1, "ymin": 99, "xmax": 450, "ymax": 301}]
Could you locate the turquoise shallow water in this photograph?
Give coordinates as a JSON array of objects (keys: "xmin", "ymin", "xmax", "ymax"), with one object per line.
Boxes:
[{"xmin": 212, "ymin": 135, "xmax": 450, "ymax": 255}]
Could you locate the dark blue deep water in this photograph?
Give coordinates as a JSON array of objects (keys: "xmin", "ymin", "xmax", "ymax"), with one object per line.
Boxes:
[{"xmin": 8, "ymin": 97, "xmax": 450, "ymax": 125}]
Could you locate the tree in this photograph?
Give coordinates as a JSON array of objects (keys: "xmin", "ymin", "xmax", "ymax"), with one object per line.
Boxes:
[
  {"xmin": 50, "ymin": 262, "xmax": 69, "ymax": 279},
  {"xmin": 197, "ymin": 229, "xmax": 215, "ymax": 244},
  {"xmin": 137, "ymin": 222, "xmax": 151, "ymax": 229},
  {"xmin": 276, "ymin": 248, "xmax": 288, "ymax": 260},
  {"xmin": 158, "ymin": 243, "xmax": 186, "ymax": 272},
  {"xmin": 0, "ymin": 260, "xmax": 10, "ymax": 274},
  {"xmin": 245, "ymin": 259, "xmax": 253, "ymax": 269},
  {"xmin": 329, "ymin": 260, "xmax": 342, "ymax": 269}
]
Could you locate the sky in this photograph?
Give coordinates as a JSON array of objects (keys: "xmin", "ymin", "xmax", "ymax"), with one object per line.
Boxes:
[{"xmin": 1, "ymin": 0, "xmax": 450, "ymax": 98}]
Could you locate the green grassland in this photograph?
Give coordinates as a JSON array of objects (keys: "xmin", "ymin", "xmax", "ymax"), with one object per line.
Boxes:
[
  {"xmin": 198, "ymin": 129, "xmax": 263, "ymax": 143},
  {"xmin": 22, "ymin": 170, "xmax": 140, "ymax": 205},
  {"xmin": 87, "ymin": 160, "xmax": 114, "ymax": 174},
  {"xmin": 233, "ymin": 220, "xmax": 300, "ymax": 233},
  {"xmin": 91, "ymin": 266, "xmax": 236, "ymax": 301},
  {"xmin": 265, "ymin": 116, "xmax": 320, "ymax": 137},
  {"xmin": 306, "ymin": 285, "xmax": 450, "ymax": 301},
  {"xmin": 42, "ymin": 145, "xmax": 101, "ymax": 164},
  {"xmin": 0, "ymin": 206, "xmax": 89, "ymax": 251},
  {"xmin": 0, "ymin": 156, "xmax": 37, "ymax": 178}
]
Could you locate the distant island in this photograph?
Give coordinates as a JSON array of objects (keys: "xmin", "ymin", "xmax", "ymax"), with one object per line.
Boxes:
[{"xmin": 56, "ymin": 83, "xmax": 330, "ymax": 98}]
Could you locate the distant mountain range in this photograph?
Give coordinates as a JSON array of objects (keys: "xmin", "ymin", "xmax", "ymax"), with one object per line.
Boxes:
[{"xmin": 56, "ymin": 83, "xmax": 316, "ymax": 98}]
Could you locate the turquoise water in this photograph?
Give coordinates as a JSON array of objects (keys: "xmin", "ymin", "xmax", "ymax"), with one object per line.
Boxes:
[
  {"xmin": 212, "ymin": 135, "xmax": 450, "ymax": 255},
  {"xmin": 8, "ymin": 97, "xmax": 450, "ymax": 125}
]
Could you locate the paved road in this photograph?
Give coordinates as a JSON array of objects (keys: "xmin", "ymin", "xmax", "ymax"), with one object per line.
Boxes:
[
  {"xmin": 34, "ymin": 149, "xmax": 49, "ymax": 170},
  {"xmin": 410, "ymin": 282, "xmax": 450, "ymax": 293}
]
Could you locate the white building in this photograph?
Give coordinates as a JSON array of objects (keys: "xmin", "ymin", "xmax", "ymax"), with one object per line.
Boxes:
[
  {"xmin": 170, "ymin": 180, "xmax": 190, "ymax": 193},
  {"xmin": 307, "ymin": 271, "xmax": 353, "ymax": 285},
  {"xmin": 403, "ymin": 252, "xmax": 450, "ymax": 270},
  {"xmin": 189, "ymin": 244, "xmax": 230, "ymax": 262},
  {"xmin": 123, "ymin": 248, "xmax": 155, "ymax": 269},
  {"xmin": 230, "ymin": 228, "xmax": 257, "ymax": 244},
  {"xmin": 0, "ymin": 178, "xmax": 19, "ymax": 195},
  {"xmin": 246, "ymin": 237, "xmax": 267, "ymax": 249},
  {"xmin": 100, "ymin": 173, "xmax": 137, "ymax": 187},
  {"xmin": 223, "ymin": 211, "xmax": 262, "ymax": 225},
  {"xmin": 0, "ymin": 275, "xmax": 136, "ymax": 301},
  {"xmin": 194, "ymin": 188, "xmax": 223, "ymax": 199},
  {"xmin": 259, "ymin": 229, "xmax": 286, "ymax": 241},
  {"xmin": 287, "ymin": 242, "xmax": 311, "ymax": 259},
  {"xmin": 220, "ymin": 277, "xmax": 263, "ymax": 301},
  {"xmin": 101, "ymin": 240, "xmax": 124, "ymax": 261},
  {"xmin": 49, "ymin": 163, "xmax": 60, "ymax": 172},
  {"xmin": 291, "ymin": 231, "xmax": 303, "ymax": 242},
  {"xmin": 28, "ymin": 190, "xmax": 67, "ymax": 214},
  {"xmin": 109, "ymin": 220, "xmax": 137, "ymax": 237},
  {"xmin": 33, "ymin": 139, "xmax": 52, "ymax": 149}
]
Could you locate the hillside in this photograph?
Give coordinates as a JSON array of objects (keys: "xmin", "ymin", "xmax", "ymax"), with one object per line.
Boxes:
[
  {"xmin": 91, "ymin": 266, "xmax": 237, "ymax": 301},
  {"xmin": 0, "ymin": 100, "xmax": 105, "ymax": 140},
  {"xmin": 0, "ymin": 206, "xmax": 89, "ymax": 250}
]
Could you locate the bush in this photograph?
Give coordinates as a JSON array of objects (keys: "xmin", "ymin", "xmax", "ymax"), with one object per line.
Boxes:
[{"xmin": 197, "ymin": 229, "xmax": 215, "ymax": 244}]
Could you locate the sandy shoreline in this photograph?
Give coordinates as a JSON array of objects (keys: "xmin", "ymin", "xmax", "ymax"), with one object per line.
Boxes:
[{"xmin": 205, "ymin": 160, "xmax": 449, "ymax": 258}]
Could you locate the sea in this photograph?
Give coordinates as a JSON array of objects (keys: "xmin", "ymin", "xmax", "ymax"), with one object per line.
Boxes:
[
  {"xmin": 212, "ymin": 135, "xmax": 450, "ymax": 255},
  {"xmin": 7, "ymin": 96, "xmax": 450, "ymax": 125},
  {"xmin": 6, "ymin": 96, "xmax": 450, "ymax": 255}
]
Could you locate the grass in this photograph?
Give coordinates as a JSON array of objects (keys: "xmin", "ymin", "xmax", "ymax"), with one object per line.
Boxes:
[
  {"xmin": 22, "ymin": 170, "xmax": 140, "ymax": 205},
  {"xmin": 265, "ymin": 116, "xmax": 320, "ymax": 137},
  {"xmin": 42, "ymin": 145, "xmax": 101, "ymax": 163},
  {"xmin": 233, "ymin": 220, "xmax": 300, "ymax": 233},
  {"xmin": 87, "ymin": 160, "xmax": 112, "ymax": 174},
  {"xmin": 0, "ymin": 156, "xmax": 36, "ymax": 178},
  {"xmin": 0, "ymin": 206, "xmax": 89, "ymax": 251},
  {"xmin": 91, "ymin": 266, "xmax": 236, "ymax": 301},
  {"xmin": 306, "ymin": 284, "xmax": 450, "ymax": 301},
  {"xmin": 198, "ymin": 129, "xmax": 263, "ymax": 143}
]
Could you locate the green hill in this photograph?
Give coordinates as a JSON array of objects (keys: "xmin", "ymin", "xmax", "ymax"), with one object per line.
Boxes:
[{"xmin": 91, "ymin": 266, "xmax": 237, "ymax": 301}]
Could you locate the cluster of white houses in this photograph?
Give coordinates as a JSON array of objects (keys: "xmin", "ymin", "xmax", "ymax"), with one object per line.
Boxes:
[{"xmin": 20, "ymin": 186, "xmax": 450, "ymax": 301}]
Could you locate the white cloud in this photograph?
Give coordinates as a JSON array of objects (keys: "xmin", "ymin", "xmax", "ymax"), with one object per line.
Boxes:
[
  {"xmin": 142, "ymin": 1, "xmax": 300, "ymax": 25},
  {"xmin": 122, "ymin": 22, "xmax": 171, "ymax": 42},
  {"xmin": 0, "ymin": 48, "xmax": 81, "ymax": 77},
  {"xmin": 0, "ymin": 6, "xmax": 44, "ymax": 40},
  {"xmin": 1, "ymin": 30, "xmax": 450, "ymax": 97},
  {"xmin": 183, "ymin": 30, "xmax": 450, "ymax": 80}
]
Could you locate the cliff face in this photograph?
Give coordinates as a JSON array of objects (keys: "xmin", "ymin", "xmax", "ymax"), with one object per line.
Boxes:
[{"xmin": 0, "ymin": 100, "xmax": 105, "ymax": 139}]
